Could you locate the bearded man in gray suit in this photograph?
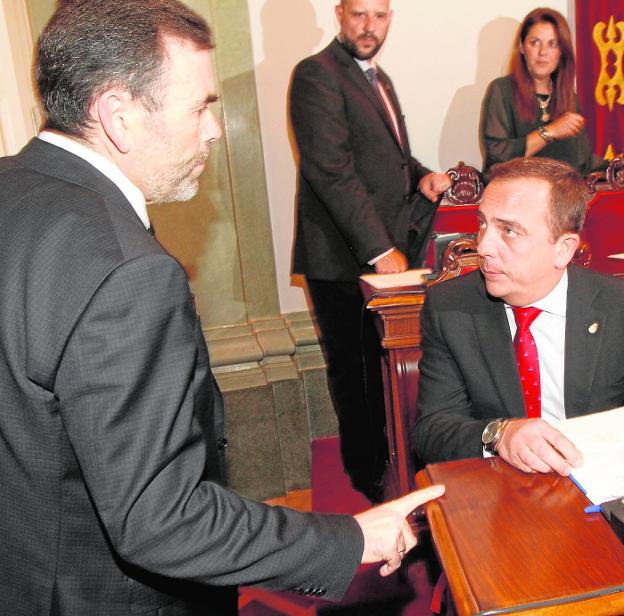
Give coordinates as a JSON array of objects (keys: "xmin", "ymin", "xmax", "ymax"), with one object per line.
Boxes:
[{"xmin": 0, "ymin": 1, "xmax": 443, "ymax": 615}]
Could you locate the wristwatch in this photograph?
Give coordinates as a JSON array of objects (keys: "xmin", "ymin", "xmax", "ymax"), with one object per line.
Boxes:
[{"xmin": 482, "ymin": 419, "xmax": 509, "ymax": 452}]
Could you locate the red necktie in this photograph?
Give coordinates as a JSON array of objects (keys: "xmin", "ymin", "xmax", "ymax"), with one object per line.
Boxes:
[{"xmin": 512, "ymin": 307, "xmax": 542, "ymax": 418}]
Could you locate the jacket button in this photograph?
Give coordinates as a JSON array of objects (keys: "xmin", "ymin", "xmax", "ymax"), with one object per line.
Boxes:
[{"xmin": 216, "ymin": 438, "xmax": 228, "ymax": 450}]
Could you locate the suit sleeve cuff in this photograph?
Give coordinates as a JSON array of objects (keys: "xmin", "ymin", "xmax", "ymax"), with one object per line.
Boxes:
[{"xmin": 368, "ymin": 247, "xmax": 395, "ymax": 266}]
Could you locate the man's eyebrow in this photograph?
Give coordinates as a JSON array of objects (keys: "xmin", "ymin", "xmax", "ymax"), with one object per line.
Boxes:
[
  {"xmin": 193, "ymin": 94, "xmax": 220, "ymax": 108},
  {"xmin": 492, "ymin": 216, "xmax": 528, "ymax": 234}
]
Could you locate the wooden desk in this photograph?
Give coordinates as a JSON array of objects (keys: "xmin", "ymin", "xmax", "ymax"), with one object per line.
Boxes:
[{"xmin": 416, "ymin": 457, "xmax": 624, "ymax": 615}]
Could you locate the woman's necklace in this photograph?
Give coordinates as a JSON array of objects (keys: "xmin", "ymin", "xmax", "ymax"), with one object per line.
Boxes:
[{"xmin": 536, "ymin": 92, "xmax": 551, "ymax": 122}]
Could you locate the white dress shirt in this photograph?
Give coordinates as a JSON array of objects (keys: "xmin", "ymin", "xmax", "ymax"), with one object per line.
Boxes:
[
  {"xmin": 37, "ymin": 131, "xmax": 150, "ymax": 230},
  {"xmin": 504, "ymin": 270, "xmax": 569, "ymax": 423}
]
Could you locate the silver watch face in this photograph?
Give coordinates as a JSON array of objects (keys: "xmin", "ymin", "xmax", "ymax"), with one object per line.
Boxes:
[{"xmin": 482, "ymin": 421, "xmax": 501, "ymax": 445}]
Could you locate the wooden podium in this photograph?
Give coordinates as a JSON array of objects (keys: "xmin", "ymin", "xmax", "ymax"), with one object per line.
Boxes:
[
  {"xmin": 362, "ymin": 285, "xmax": 428, "ymax": 499},
  {"xmin": 416, "ymin": 457, "xmax": 624, "ymax": 615}
]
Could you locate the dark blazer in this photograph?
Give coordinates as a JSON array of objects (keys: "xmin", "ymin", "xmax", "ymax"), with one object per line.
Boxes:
[
  {"xmin": 0, "ymin": 139, "xmax": 363, "ymax": 615},
  {"xmin": 412, "ymin": 266, "xmax": 624, "ymax": 464},
  {"xmin": 290, "ymin": 38, "xmax": 433, "ymax": 281},
  {"xmin": 481, "ymin": 75, "xmax": 606, "ymax": 175}
]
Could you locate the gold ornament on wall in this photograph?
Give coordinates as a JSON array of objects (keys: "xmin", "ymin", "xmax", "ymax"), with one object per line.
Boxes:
[{"xmin": 593, "ymin": 16, "xmax": 624, "ymax": 111}]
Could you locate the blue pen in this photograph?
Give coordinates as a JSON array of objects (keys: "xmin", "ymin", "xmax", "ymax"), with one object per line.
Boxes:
[{"xmin": 584, "ymin": 505, "xmax": 602, "ymax": 514}]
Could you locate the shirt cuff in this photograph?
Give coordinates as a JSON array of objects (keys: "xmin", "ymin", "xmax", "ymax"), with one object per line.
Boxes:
[{"xmin": 368, "ymin": 247, "xmax": 394, "ymax": 266}]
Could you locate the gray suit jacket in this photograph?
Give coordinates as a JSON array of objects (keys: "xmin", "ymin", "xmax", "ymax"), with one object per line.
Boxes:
[
  {"xmin": 0, "ymin": 139, "xmax": 362, "ymax": 615},
  {"xmin": 290, "ymin": 38, "xmax": 433, "ymax": 281},
  {"xmin": 412, "ymin": 266, "xmax": 624, "ymax": 464}
]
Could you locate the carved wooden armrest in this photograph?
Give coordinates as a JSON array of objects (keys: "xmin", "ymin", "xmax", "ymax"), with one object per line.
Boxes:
[
  {"xmin": 430, "ymin": 237, "xmax": 479, "ymax": 285},
  {"xmin": 587, "ymin": 154, "xmax": 624, "ymax": 193},
  {"xmin": 607, "ymin": 155, "xmax": 624, "ymax": 190}
]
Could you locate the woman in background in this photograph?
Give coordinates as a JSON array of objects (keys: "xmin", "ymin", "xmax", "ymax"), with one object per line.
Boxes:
[{"xmin": 480, "ymin": 7, "xmax": 605, "ymax": 175}]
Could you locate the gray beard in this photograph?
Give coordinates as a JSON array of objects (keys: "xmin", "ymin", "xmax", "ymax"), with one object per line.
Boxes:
[{"xmin": 145, "ymin": 148, "xmax": 209, "ymax": 204}]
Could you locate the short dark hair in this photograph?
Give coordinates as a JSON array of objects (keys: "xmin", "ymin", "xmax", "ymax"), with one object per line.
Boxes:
[
  {"xmin": 486, "ymin": 157, "xmax": 590, "ymax": 239},
  {"xmin": 36, "ymin": 0, "xmax": 213, "ymax": 138}
]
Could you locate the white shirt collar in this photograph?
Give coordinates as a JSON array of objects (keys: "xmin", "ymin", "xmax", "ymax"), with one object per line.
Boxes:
[
  {"xmin": 505, "ymin": 269, "xmax": 568, "ymax": 317},
  {"xmin": 354, "ymin": 57, "xmax": 374, "ymax": 72},
  {"xmin": 37, "ymin": 131, "xmax": 150, "ymax": 230}
]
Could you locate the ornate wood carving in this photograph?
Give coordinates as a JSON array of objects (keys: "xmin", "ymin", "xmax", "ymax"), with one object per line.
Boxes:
[
  {"xmin": 431, "ymin": 237, "xmax": 480, "ymax": 285},
  {"xmin": 587, "ymin": 154, "xmax": 624, "ymax": 192},
  {"xmin": 445, "ymin": 161, "xmax": 484, "ymax": 205},
  {"xmin": 606, "ymin": 154, "xmax": 624, "ymax": 190}
]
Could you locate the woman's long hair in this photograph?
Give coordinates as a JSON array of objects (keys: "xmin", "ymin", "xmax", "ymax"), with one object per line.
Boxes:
[{"xmin": 509, "ymin": 8, "xmax": 576, "ymax": 122}]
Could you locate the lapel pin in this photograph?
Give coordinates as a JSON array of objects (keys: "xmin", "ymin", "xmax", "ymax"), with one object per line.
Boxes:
[{"xmin": 588, "ymin": 322, "xmax": 599, "ymax": 334}]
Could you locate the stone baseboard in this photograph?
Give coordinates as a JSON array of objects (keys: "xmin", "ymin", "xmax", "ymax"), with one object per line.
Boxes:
[{"xmin": 206, "ymin": 311, "xmax": 338, "ymax": 500}]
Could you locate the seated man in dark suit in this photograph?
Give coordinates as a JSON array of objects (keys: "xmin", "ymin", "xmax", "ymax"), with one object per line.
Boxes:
[
  {"xmin": 412, "ymin": 157, "xmax": 624, "ymax": 474},
  {"xmin": 0, "ymin": 2, "xmax": 444, "ymax": 614}
]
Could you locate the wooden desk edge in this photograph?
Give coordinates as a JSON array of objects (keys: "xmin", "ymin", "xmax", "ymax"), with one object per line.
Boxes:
[
  {"xmin": 415, "ymin": 468, "xmax": 624, "ymax": 616},
  {"xmin": 366, "ymin": 292, "xmax": 426, "ymax": 310},
  {"xmin": 415, "ymin": 468, "xmax": 480, "ymax": 616}
]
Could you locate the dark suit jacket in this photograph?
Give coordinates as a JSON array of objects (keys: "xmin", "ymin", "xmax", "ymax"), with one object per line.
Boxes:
[
  {"xmin": 412, "ymin": 266, "xmax": 624, "ymax": 464},
  {"xmin": 290, "ymin": 38, "xmax": 433, "ymax": 281},
  {"xmin": 0, "ymin": 139, "xmax": 363, "ymax": 615}
]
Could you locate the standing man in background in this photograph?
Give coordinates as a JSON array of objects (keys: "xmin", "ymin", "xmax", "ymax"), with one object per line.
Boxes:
[
  {"xmin": 290, "ymin": 0, "xmax": 450, "ymax": 502},
  {"xmin": 0, "ymin": 1, "xmax": 444, "ymax": 614}
]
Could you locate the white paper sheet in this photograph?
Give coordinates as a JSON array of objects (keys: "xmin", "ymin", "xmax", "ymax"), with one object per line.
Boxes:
[
  {"xmin": 551, "ymin": 406, "xmax": 624, "ymax": 504},
  {"xmin": 360, "ymin": 268, "xmax": 431, "ymax": 290}
]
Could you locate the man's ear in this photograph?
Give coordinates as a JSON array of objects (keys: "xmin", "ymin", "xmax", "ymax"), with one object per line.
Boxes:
[
  {"xmin": 94, "ymin": 89, "xmax": 137, "ymax": 154},
  {"xmin": 555, "ymin": 232, "xmax": 580, "ymax": 269}
]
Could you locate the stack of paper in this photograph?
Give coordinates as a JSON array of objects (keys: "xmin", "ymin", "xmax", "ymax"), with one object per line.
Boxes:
[{"xmin": 552, "ymin": 407, "xmax": 624, "ymax": 505}]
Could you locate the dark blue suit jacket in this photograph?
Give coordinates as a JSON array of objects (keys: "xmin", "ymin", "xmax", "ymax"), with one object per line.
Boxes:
[{"xmin": 413, "ymin": 266, "xmax": 624, "ymax": 464}]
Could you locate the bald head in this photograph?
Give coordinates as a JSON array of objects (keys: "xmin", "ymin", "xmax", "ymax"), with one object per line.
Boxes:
[{"xmin": 335, "ymin": 0, "xmax": 392, "ymax": 60}]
